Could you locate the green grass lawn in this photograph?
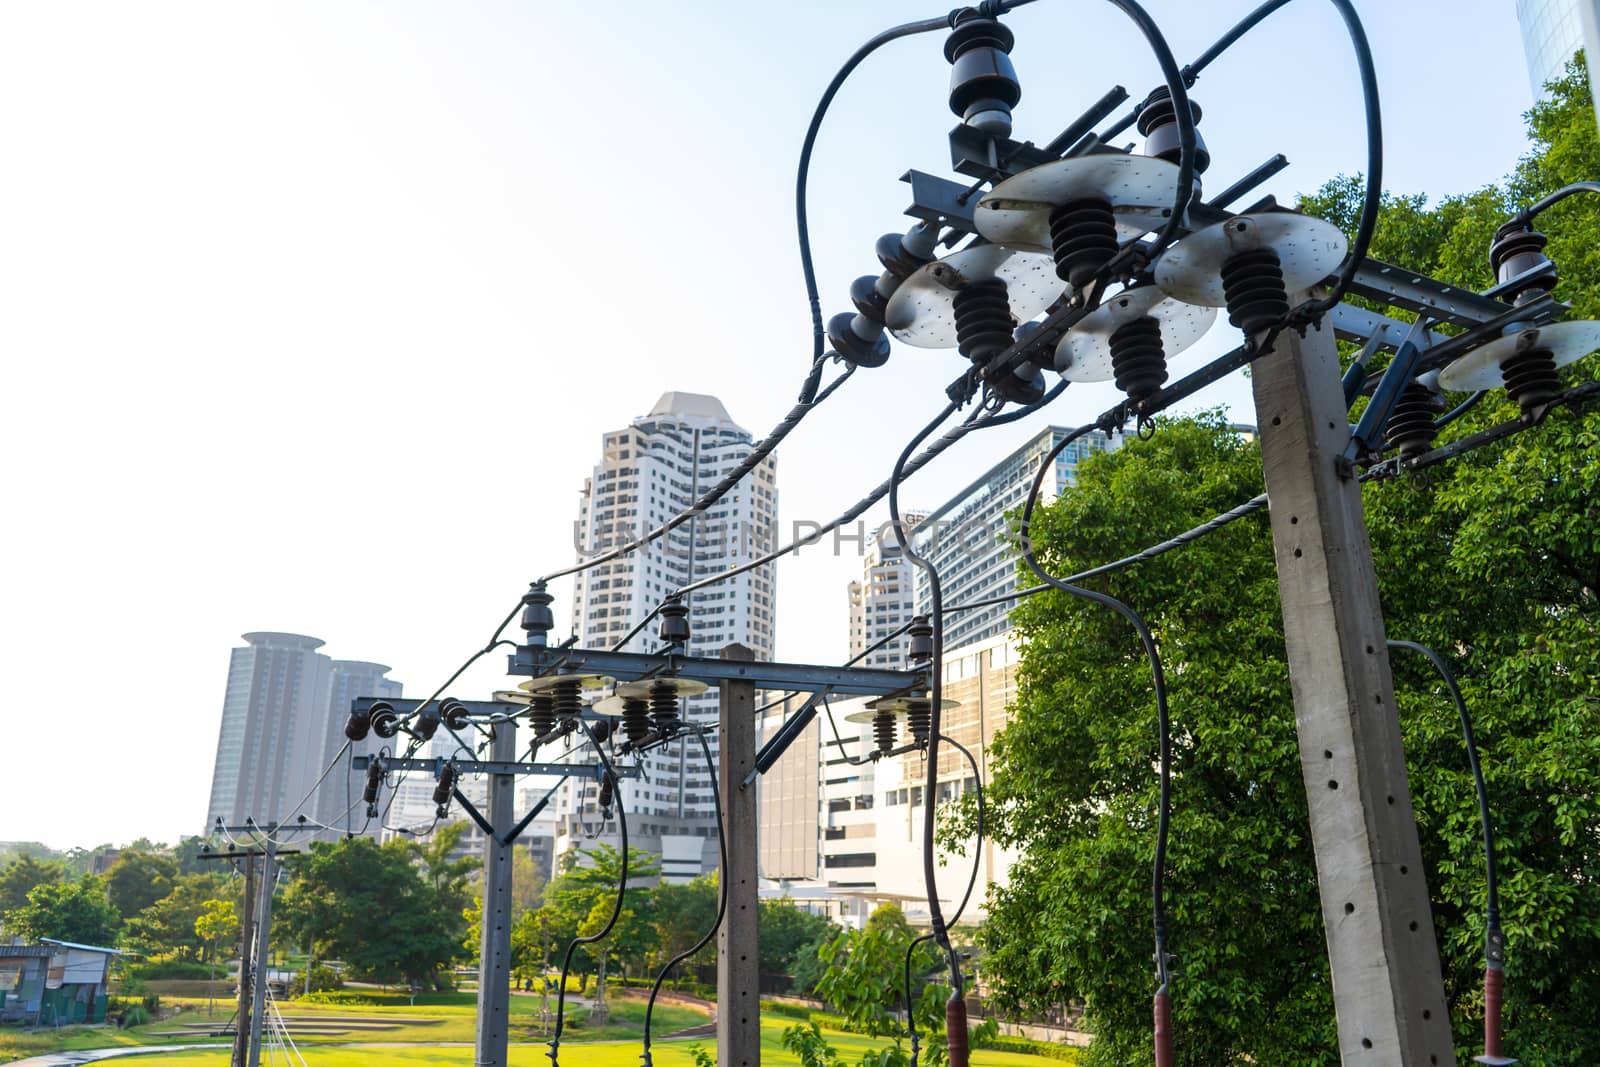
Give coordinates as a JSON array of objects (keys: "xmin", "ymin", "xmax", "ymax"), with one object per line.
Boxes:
[
  {"xmin": 0, "ymin": 993, "xmax": 707, "ymax": 1061},
  {"xmin": 95, "ymin": 1014, "xmax": 1070, "ymax": 1066}
]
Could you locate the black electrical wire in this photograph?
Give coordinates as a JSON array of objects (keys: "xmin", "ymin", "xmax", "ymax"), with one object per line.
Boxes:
[
  {"xmin": 888, "ymin": 398, "xmax": 966, "ymax": 995},
  {"xmin": 795, "ymin": 13, "xmax": 948, "ymax": 395},
  {"xmin": 1016, "ymin": 422, "xmax": 1175, "ymax": 1039},
  {"xmin": 640, "ymin": 728, "xmax": 727, "ymax": 1067},
  {"xmin": 901, "ymin": 733, "xmax": 987, "ymax": 1066},
  {"xmin": 1436, "ymin": 390, "xmax": 1487, "ymax": 431},
  {"xmin": 549, "ymin": 719, "xmax": 628, "ymax": 1066},
  {"xmin": 1386, "ymin": 641, "xmax": 1500, "ymax": 925},
  {"xmin": 1510, "ymin": 180, "xmax": 1600, "ymax": 225}
]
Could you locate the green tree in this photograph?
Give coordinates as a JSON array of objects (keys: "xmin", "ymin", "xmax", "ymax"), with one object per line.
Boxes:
[
  {"xmin": 276, "ymin": 837, "xmax": 467, "ymax": 989},
  {"xmin": 4, "ymin": 877, "xmax": 122, "ymax": 945},
  {"xmin": 0, "ymin": 855, "xmax": 65, "ymax": 915},
  {"xmin": 654, "ymin": 875, "xmax": 718, "ymax": 966},
  {"xmin": 104, "ymin": 850, "xmax": 180, "ymax": 919},
  {"xmin": 540, "ymin": 844, "xmax": 660, "ymax": 986},
  {"xmin": 123, "ymin": 873, "xmax": 229, "ymax": 960},
  {"xmin": 759, "ymin": 896, "xmax": 836, "ymax": 977},
  {"xmin": 976, "ymin": 55, "xmax": 1600, "ymax": 1067},
  {"xmin": 194, "ymin": 898, "xmax": 240, "ymax": 958}
]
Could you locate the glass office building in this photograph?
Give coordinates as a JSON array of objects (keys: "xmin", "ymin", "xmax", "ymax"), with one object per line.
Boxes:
[{"xmin": 1518, "ymin": 0, "xmax": 1588, "ymax": 96}]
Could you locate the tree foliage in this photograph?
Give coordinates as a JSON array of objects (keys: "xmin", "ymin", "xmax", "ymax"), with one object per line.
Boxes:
[
  {"xmin": 0, "ymin": 855, "xmax": 65, "ymax": 916},
  {"xmin": 978, "ymin": 58, "xmax": 1600, "ymax": 1067},
  {"xmin": 104, "ymin": 850, "xmax": 180, "ymax": 919},
  {"xmin": 276, "ymin": 836, "xmax": 467, "ymax": 988},
  {"xmin": 123, "ymin": 873, "xmax": 230, "ymax": 960},
  {"xmin": 4, "ymin": 877, "xmax": 122, "ymax": 946}
]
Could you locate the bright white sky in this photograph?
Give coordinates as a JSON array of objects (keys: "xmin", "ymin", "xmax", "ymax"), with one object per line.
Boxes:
[{"xmin": 0, "ymin": 1, "xmax": 1536, "ymax": 850}]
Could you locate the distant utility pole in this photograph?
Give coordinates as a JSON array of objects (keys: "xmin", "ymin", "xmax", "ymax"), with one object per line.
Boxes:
[
  {"xmin": 197, "ymin": 844, "xmax": 301, "ymax": 1067},
  {"xmin": 1252, "ymin": 305, "xmax": 1457, "ymax": 1066}
]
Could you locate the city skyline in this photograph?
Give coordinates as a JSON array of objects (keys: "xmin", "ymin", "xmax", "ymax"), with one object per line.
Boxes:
[{"xmin": 0, "ymin": 1, "xmax": 1540, "ymax": 848}]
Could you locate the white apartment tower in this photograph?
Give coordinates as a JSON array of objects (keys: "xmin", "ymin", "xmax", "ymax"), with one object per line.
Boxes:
[{"xmin": 565, "ymin": 391, "xmax": 778, "ymax": 879}]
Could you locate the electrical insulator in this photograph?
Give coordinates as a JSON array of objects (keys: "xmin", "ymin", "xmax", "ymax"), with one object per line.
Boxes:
[
  {"xmin": 907, "ymin": 616, "xmax": 934, "ymax": 666},
  {"xmin": 414, "ymin": 702, "xmax": 442, "ymax": 742},
  {"xmin": 598, "ymin": 771, "xmax": 616, "ymax": 818},
  {"xmin": 590, "ymin": 720, "xmax": 613, "ymax": 744},
  {"xmin": 658, "ymin": 597, "xmax": 691, "ymax": 646},
  {"xmin": 432, "ymin": 762, "xmax": 457, "ymax": 813},
  {"xmin": 363, "ymin": 764, "xmax": 384, "ymax": 806},
  {"xmin": 828, "ymin": 225, "xmax": 940, "ymax": 369},
  {"xmin": 369, "ymin": 701, "xmax": 400, "ymax": 739},
  {"xmin": 1385, "ymin": 372, "xmax": 1446, "ymax": 459},
  {"xmin": 440, "ymin": 698, "xmax": 470, "ymax": 732},
  {"xmin": 1154, "ymin": 213, "xmax": 1347, "ymax": 338},
  {"xmin": 945, "ymin": 8, "xmax": 1021, "ymax": 139},
  {"xmin": 344, "ymin": 706, "xmax": 372, "ymax": 741},
  {"xmin": 521, "ymin": 581, "xmax": 555, "ymax": 642},
  {"xmin": 1136, "ymin": 86, "xmax": 1209, "ymax": 177},
  {"xmin": 1489, "ymin": 222, "xmax": 1558, "ymax": 307},
  {"xmin": 1053, "ymin": 285, "xmax": 1215, "ymax": 407}
]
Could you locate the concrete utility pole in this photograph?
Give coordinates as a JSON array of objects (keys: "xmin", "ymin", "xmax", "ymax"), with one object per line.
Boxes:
[
  {"xmin": 475, "ymin": 717, "xmax": 517, "ymax": 1067},
  {"xmin": 245, "ymin": 841, "xmax": 277, "ymax": 1067},
  {"xmin": 1251, "ymin": 304, "xmax": 1457, "ymax": 1066},
  {"xmin": 232, "ymin": 856, "xmax": 256, "ymax": 1067},
  {"xmin": 717, "ymin": 643, "xmax": 760, "ymax": 1067}
]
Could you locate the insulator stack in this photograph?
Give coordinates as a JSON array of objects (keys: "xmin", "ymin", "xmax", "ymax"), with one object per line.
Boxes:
[
  {"xmin": 598, "ymin": 772, "xmax": 616, "ymax": 817},
  {"xmin": 1489, "ymin": 224, "xmax": 1558, "ymax": 306},
  {"xmin": 944, "ymin": 9, "xmax": 1020, "ymax": 138},
  {"xmin": 1220, "ymin": 248, "xmax": 1289, "ymax": 336},
  {"xmin": 432, "ymin": 763, "xmax": 457, "ymax": 809},
  {"xmin": 1109, "ymin": 317, "xmax": 1168, "ymax": 403},
  {"xmin": 528, "ymin": 695, "xmax": 557, "ymax": 737},
  {"xmin": 552, "ymin": 679, "xmax": 583, "ymax": 721},
  {"xmin": 873, "ymin": 712, "xmax": 898, "ymax": 754},
  {"xmin": 650, "ymin": 682, "xmax": 681, "ymax": 733},
  {"xmin": 1048, "ymin": 198, "xmax": 1119, "ymax": 289},
  {"xmin": 905, "ymin": 700, "xmax": 933, "ymax": 745},
  {"xmin": 1386, "ymin": 383, "xmax": 1441, "ymax": 458},
  {"xmin": 441, "ymin": 698, "xmax": 470, "ymax": 732},
  {"xmin": 620, "ymin": 698, "xmax": 652, "ymax": 745},
  {"xmin": 370, "ymin": 702, "xmax": 399, "ymax": 739},
  {"xmin": 1500, "ymin": 346, "xmax": 1562, "ymax": 411},
  {"xmin": 1136, "ymin": 86, "xmax": 1209, "ymax": 174},
  {"xmin": 953, "ymin": 280, "xmax": 1015, "ymax": 361}
]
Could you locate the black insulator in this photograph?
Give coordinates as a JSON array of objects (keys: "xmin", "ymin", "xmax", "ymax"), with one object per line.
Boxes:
[
  {"xmin": 520, "ymin": 582, "xmax": 554, "ymax": 641},
  {"xmin": 432, "ymin": 763, "xmax": 457, "ymax": 808},
  {"xmin": 873, "ymin": 712, "xmax": 898, "ymax": 754},
  {"xmin": 598, "ymin": 772, "xmax": 616, "ymax": 817},
  {"xmin": 553, "ymin": 680, "xmax": 583, "ymax": 721},
  {"xmin": 1386, "ymin": 383, "xmax": 1442, "ymax": 459},
  {"xmin": 362, "ymin": 760, "xmax": 384, "ymax": 804},
  {"xmin": 1136, "ymin": 86, "xmax": 1209, "ymax": 173},
  {"xmin": 1489, "ymin": 224, "xmax": 1558, "ymax": 305},
  {"xmin": 441, "ymin": 698, "xmax": 470, "ymax": 732},
  {"xmin": 905, "ymin": 700, "xmax": 933, "ymax": 746},
  {"xmin": 621, "ymin": 698, "xmax": 651, "ymax": 745},
  {"xmin": 907, "ymin": 616, "xmax": 934, "ymax": 665},
  {"xmin": 953, "ymin": 280, "xmax": 1015, "ymax": 363},
  {"xmin": 827, "ymin": 311, "xmax": 890, "ymax": 369},
  {"xmin": 1221, "ymin": 247, "xmax": 1290, "ymax": 336},
  {"xmin": 1500, "ymin": 346, "xmax": 1562, "ymax": 411},
  {"xmin": 528, "ymin": 695, "xmax": 557, "ymax": 737},
  {"xmin": 1109, "ymin": 316, "xmax": 1169, "ymax": 404},
  {"xmin": 850, "ymin": 275, "xmax": 890, "ymax": 324},
  {"xmin": 1048, "ymin": 198, "xmax": 1119, "ymax": 289},
  {"xmin": 344, "ymin": 707, "xmax": 372, "ymax": 742},
  {"xmin": 370, "ymin": 702, "xmax": 399, "ymax": 739},
  {"xmin": 944, "ymin": 10, "xmax": 1020, "ymax": 138},
  {"xmin": 414, "ymin": 703, "xmax": 441, "ymax": 742},
  {"xmin": 590, "ymin": 720, "xmax": 613, "ymax": 744},
  {"xmin": 985, "ymin": 366, "xmax": 1047, "ymax": 405},
  {"xmin": 876, "ymin": 232, "xmax": 932, "ymax": 279},
  {"xmin": 658, "ymin": 597, "xmax": 691, "ymax": 646},
  {"xmin": 650, "ymin": 682, "xmax": 681, "ymax": 732}
]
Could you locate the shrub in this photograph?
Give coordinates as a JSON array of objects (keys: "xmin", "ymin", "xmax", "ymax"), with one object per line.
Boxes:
[
  {"xmin": 296, "ymin": 991, "xmax": 382, "ymax": 1006},
  {"xmin": 975, "ymin": 1034, "xmax": 1079, "ymax": 1061},
  {"xmin": 127, "ymin": 960, "xmax": 227, "ymax": 981},
  {"xmin": 289, "ymin": 964, "xmax": 343, "ymax": 995}
]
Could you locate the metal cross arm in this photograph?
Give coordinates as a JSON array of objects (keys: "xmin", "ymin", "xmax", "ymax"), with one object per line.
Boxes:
[
  {"xmin": 347, "ymin": 696, "xmax": 608, "ymax": 719},
  {"xmin": 509, "ymin": 645, "xmax": 925, "ymax": 696},
  {"xmin": 350, "ymin": 754, "xmax": 639, "ymax": 780}
]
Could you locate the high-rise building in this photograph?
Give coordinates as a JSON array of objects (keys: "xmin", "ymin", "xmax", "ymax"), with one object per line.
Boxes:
[
  {"xmin": 1517, "ymin": 0, "xmax": 1590, "ymax": 96},
  {"xmin": 205, "ymin": 632, "xmax": 402, "ymax": 839},
  {"xmin": 912, "ymin": 425, "xmax": 1116, "ymax": 649},
  {"xmin": 564, "ymin": 391, "xmax": 779, "ymax": 879},
  {"xmin": 872, "ymin": 629, "xmax": 1023, "ymax": 922}
]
